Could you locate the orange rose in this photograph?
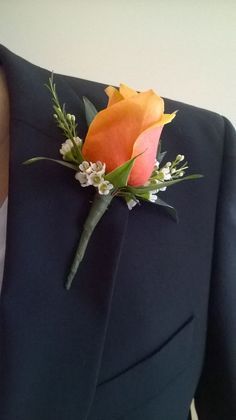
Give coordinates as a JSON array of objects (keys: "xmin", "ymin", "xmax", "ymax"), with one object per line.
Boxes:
[{"xmin": 82, "ymin": 84, "xmax": 176, "ymax": 186}]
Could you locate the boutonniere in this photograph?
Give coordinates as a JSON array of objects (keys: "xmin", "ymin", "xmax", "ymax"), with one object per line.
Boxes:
[{"xmin": 23, "ymin": 75, "xmax": 203, "ymax": 290}]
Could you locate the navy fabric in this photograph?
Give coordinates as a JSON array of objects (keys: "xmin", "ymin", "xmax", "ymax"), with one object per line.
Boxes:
[{"xmin": 0, "ymin": 44, "xmax": 235, "ymax": 420}]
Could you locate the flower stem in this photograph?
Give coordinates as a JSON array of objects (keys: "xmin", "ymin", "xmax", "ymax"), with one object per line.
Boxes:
[{"xmin": 65, "ymin": 192, "xmax": 114, "ymax": 290}]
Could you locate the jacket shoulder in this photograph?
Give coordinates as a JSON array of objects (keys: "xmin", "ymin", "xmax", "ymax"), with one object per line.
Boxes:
[{"xmin": 163, "ymin": 97, "xmax": 226, "ymax": 134}]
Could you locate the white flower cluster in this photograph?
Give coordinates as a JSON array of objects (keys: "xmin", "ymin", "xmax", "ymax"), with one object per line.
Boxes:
[
  {"xmin": 60, "ymin": 137, "xmax": 83, "ymax": 160},
  {"xmin": 60, "ymin": 137, "xmax": 83, "ymax": 159},
  {"xmin": 126, "ymin": 154, "xmax": 186, "ymax": 210},
  {"xmin": 149, "ymin": 154, "xmax": 185, "ymax": 192},
  {"xmin": 75, "ymin": 160, "xmax": 114, "ymax": 195},
  {"xmin": 144, "ymin": 161, "xmax": 171, "ymax": 193}
]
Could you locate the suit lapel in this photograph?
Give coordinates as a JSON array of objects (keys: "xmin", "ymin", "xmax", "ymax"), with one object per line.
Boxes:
[{"xmin": 0, "ymin": 45, "xmax": 129, "ymax": 420}]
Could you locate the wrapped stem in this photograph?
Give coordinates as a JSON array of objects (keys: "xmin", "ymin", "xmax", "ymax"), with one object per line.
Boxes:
[{"xmin": 65, "ymin": 192, "xmax": 114, "ymax": 290}]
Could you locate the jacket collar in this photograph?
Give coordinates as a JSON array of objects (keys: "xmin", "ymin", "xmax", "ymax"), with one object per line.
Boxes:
[{"xmin": 0, "ymin": 44, "xmax": 130, "ymax": 419}]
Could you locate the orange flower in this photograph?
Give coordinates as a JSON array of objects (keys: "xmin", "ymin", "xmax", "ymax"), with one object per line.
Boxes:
[{"xmin": 82, "ymin": 84, "xmax": 176, "ymax": 186}]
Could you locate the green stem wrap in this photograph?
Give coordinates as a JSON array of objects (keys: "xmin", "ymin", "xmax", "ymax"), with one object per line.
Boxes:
[{"xmin": 65, "ymin": 192, "xmax": 114, "ymax": 290}]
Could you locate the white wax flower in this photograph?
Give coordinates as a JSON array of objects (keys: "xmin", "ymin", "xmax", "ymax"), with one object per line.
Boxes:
[
  {"xmin": 160, "ymin": 167, "xmax": 172, "ymax": 180},
  {"xmin": 60, "ymin": 137, "xmax": 83, "ymax": 157},
  {"xmin": 79, "ymin": 161, "xmax": 93, "ymax": 174},
  {"xmin": 88, "ymin": 172, "xmax": 104, "ymax": 187},
  {"xmin": 90, "ymin": 161, "xmax": 106, "ymax": 174},
  {"xmin": 98, "ymin": 181, "xmax": 114, "ymax": 195},
  {"xmin": 75, "ymin": 172, "xmax": 92, "ymax": 186},
  {"xmin": 126, "ymin": 198, "xmax": 139, "ymax": 210},
  {"xmin": 148, "ymin": 192, "xmax": 158, "ymax": 202}
]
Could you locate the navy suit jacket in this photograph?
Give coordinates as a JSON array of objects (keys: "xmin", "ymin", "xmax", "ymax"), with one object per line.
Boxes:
[{"xmin": 0, "ymin": 44, "xmax": 235, "ymax": 420}]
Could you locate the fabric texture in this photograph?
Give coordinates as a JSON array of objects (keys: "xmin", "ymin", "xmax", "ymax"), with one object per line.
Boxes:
[
  {"xmin": 0, "ymin": 196, "xmax": 8, "ymax": 293},
  {"xmin": 0, "ymin": 44, "xmax": 235, "ymax": 420}
]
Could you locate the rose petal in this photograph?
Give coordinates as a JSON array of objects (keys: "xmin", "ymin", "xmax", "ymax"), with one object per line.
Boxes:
[
  {"xmin": 82, "ymin": 90, "xmax": 165, "ymax": 173},
  {"xmin": 128, "ymin": 124, "xmax": 163, "ymax": 186},
  {"xmin": 119, "ymin": 83, "xmax": 138, "ymax": 99},
  {"xmin": 104, "ymin": 86, "xmax": 123, "ymax": 107},
  {"xmin": 128, "ymin": 111, "xmax": 176, "ymax": 186}
]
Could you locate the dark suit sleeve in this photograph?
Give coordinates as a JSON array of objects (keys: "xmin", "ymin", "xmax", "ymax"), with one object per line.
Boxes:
[{"xmin": 194, "ymin": 116, "xmax": 236, "ymax": 419}]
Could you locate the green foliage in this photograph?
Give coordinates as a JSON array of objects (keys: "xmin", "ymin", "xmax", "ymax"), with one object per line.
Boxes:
[
  {"xmin": 127, "ymin": 174, "xmax": 204, "ymax": 194},
  {"xmin": 82, "ymin": 96, "xmax": 98, "ymax": 127},
  {"xmin": 45, "ymin": 74, "xmax": 84, "ymax": 164},
  {"xmin": 22, "ymin": 157, "xmax": 79, "ymax": 171},
  {"xmin": 105, "ymin": 150, "xmax": 147, "ymax": 188},
  {"xmin": 137, "ymin": 194, "xmax": 178, "ymax": 222}
]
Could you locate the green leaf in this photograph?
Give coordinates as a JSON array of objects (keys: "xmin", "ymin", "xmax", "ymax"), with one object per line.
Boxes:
[
  {"xmin": 105, "ymin": 150, "xmax": 147, "ymax": 188},
  {"xmin": 133, "ymin": 192, "xmax": 178, "ymax": 222},
  {"xmin": 156, "ymin": 137, "xmax": 167, "ymax": 164},
  {"xmin": 22, "ymin": 157, "xmax": 79, "ymax": 171},
  {"xmin": 70, "ymin": 147, "xmax": 85, "ymax": 165},
  {"xmin": 156, "ymin": 138, "xmax": 162, "ymax": 156},
  {"xmin": 150, "ymin": 196, "xmax": 179, "ymax": 222},
  {"xmin": 156, "ymin": 139, "xmax": 162, "ymax": 160},
  {"xmin": 82, "ymin": 96, "xmax": 98, "ymax": 126},
  {"xmin": 157, "ymin": 151, "xmax": 167, "ymax": 165},
  {"xmin": 117, "ymin": 191, "xmax": 137, "ymax": 203},
  {"xmin": 127, "ymin": 174, "xmax": 204, "ymax": 194}
]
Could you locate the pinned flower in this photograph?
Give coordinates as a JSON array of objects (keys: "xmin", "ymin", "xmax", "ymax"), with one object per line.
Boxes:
[{"xmin": 23, "ymin": 74, "xmax": 203, "ymax": 290}]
